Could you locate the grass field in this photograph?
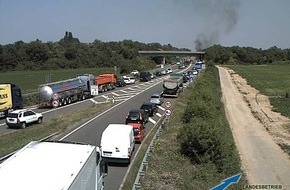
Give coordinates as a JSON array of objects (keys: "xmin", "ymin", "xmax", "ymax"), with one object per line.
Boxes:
[
  {"xmin": 0, "ymin": 67, "xmax": 117, "ymax": 93},
  {"xmin": 227, "ymin": 65, "xmax": 290, "ymax": 118}
]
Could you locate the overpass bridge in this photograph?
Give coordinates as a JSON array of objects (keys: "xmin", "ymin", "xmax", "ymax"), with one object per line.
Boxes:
[
  {"xmin": 138, "ymin": 50, "xmax": 205, "ymax": 57},
  {"xmin": 138, "ymin": 50, "xmax": 205, "ymax": 64}
]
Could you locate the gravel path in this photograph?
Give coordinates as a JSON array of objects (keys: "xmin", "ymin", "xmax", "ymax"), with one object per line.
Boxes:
[{"xmin": 218, "ymin": 66, "xmax": 290, "ymax": 189}]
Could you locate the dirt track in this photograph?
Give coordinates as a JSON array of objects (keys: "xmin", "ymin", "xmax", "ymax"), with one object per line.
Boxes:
[{"xmin": 218, "ymin": 66, "xmax": 290, "ymax": 189}]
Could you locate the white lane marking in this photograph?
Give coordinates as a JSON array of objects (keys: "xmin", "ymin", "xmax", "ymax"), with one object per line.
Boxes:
[
  {"xmin": 114, "ymin": 98, "xmax": 129, "ymax": 102},
  {"xmin": 101, "ymin": 95, "xmax": 108, "ymax": 99},
  {"xmin": 158, "ymin": 106, "xmax": 165, "ymax": 111},
  {"xmin": 120, "ymin": 90, "xmax": 127, "ymax": 93},
  {"xmin": 156, "ymin": 113, "xmax": 162, "ymax": 117},
  {"xmin": 148, "ymin": 117, "xmax": 156, "ymax": 124},
  {"xmin": 111, "ymin": 92, "xmax": 120, "ymax": 96},
  {"xmin": 90, "ymin": 99, "xmax": 98, "ymax": 104},
  {"xmin": 114, "ymin": 95, "xmax": 133, "ymax": 99}
]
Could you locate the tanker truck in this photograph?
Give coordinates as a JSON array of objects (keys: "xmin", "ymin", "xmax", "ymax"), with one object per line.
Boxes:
[
  {"xmin": 0, "ymin": 141, "xmax": 108, "ymax": 190},
  {"xmin": 162, "ymin": 72, "xmax": 183, "ymax": 98},
  {"xmin": 38, "ymin": 74, "xmax": 96, "ymax": 108},
  {"xmin": 0, "ymin": 83, "xmax": 23, "ymax": 118}
]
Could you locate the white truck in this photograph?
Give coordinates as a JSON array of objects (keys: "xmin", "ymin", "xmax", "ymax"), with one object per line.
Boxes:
[
  {"xmin": 101, "ymin": 124, "xmax": 135, "ymax": 164},
  {"xmin": 162, "ymin": 72, "xmax": 184, "ymax": 98},
  {"xmin": 0, "ymin": 141, "xmax": 108, "ymax": 190}
]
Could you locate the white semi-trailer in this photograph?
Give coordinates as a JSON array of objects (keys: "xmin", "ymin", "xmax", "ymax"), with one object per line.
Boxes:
[{"xmin": 0, "ymin": 141, "xmax": 108, "ymax": 190}]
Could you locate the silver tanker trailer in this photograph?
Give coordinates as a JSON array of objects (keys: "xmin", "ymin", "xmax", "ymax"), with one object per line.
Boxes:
[{"xmin": 38, "ymin": 74, "xmax": 95, "ymax": 108}]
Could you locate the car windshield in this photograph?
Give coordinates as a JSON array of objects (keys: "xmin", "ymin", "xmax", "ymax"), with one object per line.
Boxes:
[
  {"xmin": 7, "ymin": 113, "xmax": 19, "ymax": 118},
  {"xmin": 140, "ymin": 105, "xmax": 150, "ymax": 109}
]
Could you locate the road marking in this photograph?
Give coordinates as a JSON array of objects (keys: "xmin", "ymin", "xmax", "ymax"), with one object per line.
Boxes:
[
  {"xmin": 101, "ymin": 95, "xmax": 108, "ymax": 99},
  {"xmin": 90, "ymin": 99, "xmax": 98, "ymax": 104},
  {"xmin": 111, "ymin": 92, "xmax": 120, "ymax": 96},
  {"xmin": 120, "ymin": 90, "xmax": 128, "ymax": 93},
  {"xmin": 156, "ymin": 113, "xmax": 162, "ymax": 117},
  {"xmin": 158, "ymin": 106, "xmax": 165, "ymax": 111},
  {"xmin": 148, "ymin": 117, "xmax": 156, "ymax": 124}
]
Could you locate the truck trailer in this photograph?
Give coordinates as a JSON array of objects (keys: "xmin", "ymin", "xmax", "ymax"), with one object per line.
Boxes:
[
  {"xmin": 162, "ymin": 73, "xmax": 183, "ymax": 98},
  {"xmin": 38, "ymin": 74, "xmax": 96, "ymax": 108},
  {"xmin": 0, "ymin": 83, "xmax": 23, "ymax": 118},
  {"xmin": 0, "ymin": 141, "xmax": 108, "ymax": 190},
  {"xmin": 95, "ymin": 74, "xmax": 116, "ymax": 92}
]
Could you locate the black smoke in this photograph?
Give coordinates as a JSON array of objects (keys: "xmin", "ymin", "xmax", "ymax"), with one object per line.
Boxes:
[{"xmin": 193, "ymin": 0, "xmax": 240, "ymax": 51}]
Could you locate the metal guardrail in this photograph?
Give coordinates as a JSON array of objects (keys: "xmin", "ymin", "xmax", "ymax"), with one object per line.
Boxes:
[{"xmin": 131, "ymin": 116, "xmax": 169, "ymax": 190}]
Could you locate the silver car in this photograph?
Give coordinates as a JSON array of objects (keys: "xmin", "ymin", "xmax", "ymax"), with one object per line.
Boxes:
[{"xmin": 149, "ymin": 94, "xmax": 164, "ymax": 105}]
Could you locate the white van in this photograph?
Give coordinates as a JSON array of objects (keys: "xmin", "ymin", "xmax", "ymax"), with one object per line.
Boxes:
[{"xmin": 100, "ymin": 124, "xmax": 135, "ymax": 164}]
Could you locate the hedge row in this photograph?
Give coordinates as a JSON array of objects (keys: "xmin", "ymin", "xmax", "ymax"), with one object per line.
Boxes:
[{"xmin": 178, "ymin": 63, "xmax": 241, "ymax": 174}]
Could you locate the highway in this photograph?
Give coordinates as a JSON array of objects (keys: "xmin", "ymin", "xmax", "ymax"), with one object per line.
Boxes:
[{"xmin": 0, "ymin": 66, "xmax": 190, "ymax": 190}]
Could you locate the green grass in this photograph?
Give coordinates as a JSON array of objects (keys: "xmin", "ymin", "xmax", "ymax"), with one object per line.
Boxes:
[
  {"xmin": 0, "ymin": 102, "xmax": 113, "ymax": 158},
  {"xmin": 227, "ymin": 65, "xmax": 290, "ymax": 117},
  {"xmin": 227, "ymin": 65, "xmax": 290, "ymax": 96},
  {"xmin": 0, "ymin": 67, "xmax": 118, "ymax": 93}
]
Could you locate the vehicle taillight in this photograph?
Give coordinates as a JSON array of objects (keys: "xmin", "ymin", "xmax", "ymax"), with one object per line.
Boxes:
[{"xmin": 128, "ymin": 148, "xmax": 131, "ymax": 157}]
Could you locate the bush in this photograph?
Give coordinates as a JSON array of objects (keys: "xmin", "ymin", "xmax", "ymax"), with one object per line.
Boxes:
[{"xmin": 178, "ymin": 118, "xmax": 222, "ymax": 165}]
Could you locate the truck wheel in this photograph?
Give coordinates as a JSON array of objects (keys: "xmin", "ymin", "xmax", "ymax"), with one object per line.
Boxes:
[
  {"xmin": 59, "ymin": 100, "xmax": 63, "ymax": 107},
  {"xmin": 52, "ymin": 100, "xmax": 59, "ymax": 108},
  {"xmin": 21, "ymin": 122, "xmax": 26, "ymax": 129},
  {"xmin": 37, "ymin": 117, "xmax": 43, "ymax": 124}
]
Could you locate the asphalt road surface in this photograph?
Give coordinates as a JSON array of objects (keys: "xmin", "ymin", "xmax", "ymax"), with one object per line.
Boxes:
[{"xmin": 0, "ymin": 66, "xmax": 191, "ymax": 190}]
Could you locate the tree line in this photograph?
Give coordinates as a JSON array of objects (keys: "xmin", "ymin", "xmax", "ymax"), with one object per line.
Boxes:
[
  {"xmin": 0, "ymin": 32, "xmax": 189, "ymax": 74},
  {"xmin": 1, "ymin": 31, "xmax": 289, "ymax": 73},
  {"xmin": 204, "ymin": 44, "xmax": 290, "ymax": 65}
]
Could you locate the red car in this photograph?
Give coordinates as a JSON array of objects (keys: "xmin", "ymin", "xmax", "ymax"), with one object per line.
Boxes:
[{"xmin": 127, "ymin": 123, "xmax": 145, "ymax": 143}]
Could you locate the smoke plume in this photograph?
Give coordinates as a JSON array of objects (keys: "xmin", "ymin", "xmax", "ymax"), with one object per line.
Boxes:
[{"xmin": 193, "ymin": 0, "xmax": 240, "ymax": 51}]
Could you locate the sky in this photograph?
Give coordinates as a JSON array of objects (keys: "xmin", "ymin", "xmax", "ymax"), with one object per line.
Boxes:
[{"xmin": 0, "ymin": 0, "xmax": 289, "ymax": 51}]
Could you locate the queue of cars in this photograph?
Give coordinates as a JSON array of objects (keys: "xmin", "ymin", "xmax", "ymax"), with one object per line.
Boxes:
[{"xmin": 101, "ymin": 92, "xmax": 163, "ymax": 164}]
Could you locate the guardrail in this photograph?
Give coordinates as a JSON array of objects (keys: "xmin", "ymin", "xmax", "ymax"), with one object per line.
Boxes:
[{"xmin": 131, "ymin": 116, "xmax": 169, "ymax": 190}]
